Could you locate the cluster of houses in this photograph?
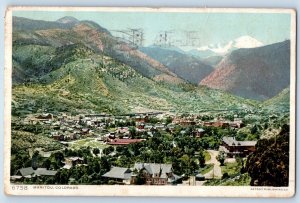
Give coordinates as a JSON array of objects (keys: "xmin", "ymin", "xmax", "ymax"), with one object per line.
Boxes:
[
  {"xmin": 11, "ymin": 112, "xmax": 258, "ymax": 184},
  {"xmin": 11, "ymin": 160, "xmax": 182, "ymax": 185},
  {"xmin": 172, "ymin": 115, "xmax": 244, "ymax": 129},
  {"xmin": 24, "ymin": 112, "xmax": 245, "ymax": 139},
  {"xmin": 102, "ymin": 163, "xmax": 182, "ymax": 185},
  {"xmin": 20, "ymin": 112, "xmax": 250, "ymax": 151}
]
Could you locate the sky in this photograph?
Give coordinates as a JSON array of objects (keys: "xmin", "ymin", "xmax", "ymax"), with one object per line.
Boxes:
[{"xmin": 13, "ymin": 11, "xmax": 291, "ymax": 51}]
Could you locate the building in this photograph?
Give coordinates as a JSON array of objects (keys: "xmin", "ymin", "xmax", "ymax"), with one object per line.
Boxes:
[
  {"xmin": 133, "ymin": 163, "xmax": 181, "ymax": 185},
  {"xmin": 12, "ymin": 167, "xmax": 57, "ymax": 181},
  {"xmin": 221, "ymin": 136, "xmax": 257, "ymax": 157},
  {"xmin": 107, "ymin": 138, "xmax": 144, "ymax": 146},
  {"xmin": 102, "ymin": 163, "xmax": 181, "ymax": 185},
  {"xmin": 64, "ymin": 157, "xmax": 84, "ymax": 167},
  {"xmin": 136, "ymin": 122, "xmax": 145, "ymax": 129},
  {"xmin": 36, "ymin": 113, "xmax": 53, "ymax": 121},
  {"xmin": 193, "ymin": 128, "xmax": 205, "ymax": 138},
  {"xmin": 102, "ymin": 167, "xmax": 132, "ymax": 184},
  {"xmin": 204, "ymin": 121, "xmax": 229, "ymax": 128},
  {"xmin": 230, "ymin": 119, "xmax": 244, "ymax": 129},
  {"xmin": 52, "ymin": 134, "xmax": 65, "ymax": 141}
]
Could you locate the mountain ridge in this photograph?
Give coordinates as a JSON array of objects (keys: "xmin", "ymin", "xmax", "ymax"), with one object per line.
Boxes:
[
  {"xmin": 12, "ymin": 16, "xmax": 182, "ymax": 85},
  {"xmin": 200, "ymin": 40, "xmax": 290, "ymax": 101}
]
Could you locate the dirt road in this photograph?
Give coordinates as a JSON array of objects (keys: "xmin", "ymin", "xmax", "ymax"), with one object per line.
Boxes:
[{"xmin": 204, "ymin": 150, "xmax": 222, "ymax": 179}]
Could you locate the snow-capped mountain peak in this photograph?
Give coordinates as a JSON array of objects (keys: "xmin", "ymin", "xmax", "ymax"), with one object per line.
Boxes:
[
  {"xmin": 196, "ymin": 35, "xmax": 264, "ymax": 55},
  {"xmin": 234, "ymin": 36, "xmax": 264, "ymax": 49}
]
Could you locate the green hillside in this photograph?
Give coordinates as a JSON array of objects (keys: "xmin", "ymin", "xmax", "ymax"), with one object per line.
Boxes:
[
  {"xmin": 12, "ymin": 42, "xmax": 257, "ymax": 116},
  {"xmin": 12, "ymin": 17, "xmax": 179, "ymax": 83},
  {"xmin": 262, "ymin": 88, "xmax": 290, "ymax": 113}
]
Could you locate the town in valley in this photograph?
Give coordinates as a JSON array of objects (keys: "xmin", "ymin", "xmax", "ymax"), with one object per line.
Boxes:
[
  {"xmin": 10, "ymin": 12, "xmax": 291, "ymax": 187},
  {"xmin": 11, "ymin": 108, "xmax": 289, "ymax": 186}
]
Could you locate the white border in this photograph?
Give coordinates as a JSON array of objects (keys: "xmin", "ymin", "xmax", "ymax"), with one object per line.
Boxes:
[{"xmin": 4, "ymin": 7, "xmax": 297, "ymax": 197}]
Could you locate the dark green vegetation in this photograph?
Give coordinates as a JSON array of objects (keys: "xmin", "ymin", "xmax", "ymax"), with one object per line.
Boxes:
[
  {"xmin": 204, "ymin": 173, "xmax": 251, "ymax": 186},
  {"xmin": 262, "ymin": 88, "xmax": 290, "ymax": 113},
  {"xmin": 205, "ymin": 156, "xmax": 250, "ymax": 186},
  {"xmin": 245, "ymin": 124, "xmax": 290, "ymax": 186}
]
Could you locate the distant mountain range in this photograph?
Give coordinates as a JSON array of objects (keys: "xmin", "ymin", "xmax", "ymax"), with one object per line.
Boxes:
[
  {"xmin": 11, "ymin": 16, "xmax": 290, "ymax": 114},
  {"xmin": 12, "ymin": 16, "xmax": 258, "ymax": 115},
  {"xmin": 139, "ymin": 46, "xmax": 214, "ymax": 84},
  {"xmin": 200, "ymin": 40, "xmax": 290, "ymax": 100},
  {"xmin": 187, "ymin": 49, "xmax": 219, "ymax": 59}
]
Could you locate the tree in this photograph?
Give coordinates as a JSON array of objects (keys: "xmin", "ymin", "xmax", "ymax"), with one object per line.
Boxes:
[
  {"xmin": 129, "ymin": 126, "xmax": 137, "ymax": 138},
  {"xmin": 43, "ymin": 158, "xmax": 51, "ymax": 170},
  {"xmin": 135, "ymin": 169, "xmax": 146, "ymax": 185},
  {"xmin": 93, "ymin": 148, "xmax": 100, "ymax": 155},
  {"xmin": 245, "ymin": 125, "xmax": 289, "ymax": 186},
  {"xmin": 217, "ymin": 151, "xmax": 225, "ymax": 166},
  {"xmin": 31, "ymin": 151, "xmax": 40, "ymax": 170},
  {"xmin": 165, "ymin": 116, "xmax": 173, "ymax": 125},
  {"xmin": 222, "ymin": 172, "xmax": 230, "ymax": 179},
  {"xmin": 198, "ymin": 151, "xmax": 206, "ymax": 168},
  {"xmin": 55, "ymin": 169, "xmax": 70, "ymax": 184}
]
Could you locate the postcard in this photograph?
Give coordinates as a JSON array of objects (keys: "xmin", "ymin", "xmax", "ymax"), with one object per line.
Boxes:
[{"xmin": 4, "ymin": 7, "xmax": 296, "ymax": 197}]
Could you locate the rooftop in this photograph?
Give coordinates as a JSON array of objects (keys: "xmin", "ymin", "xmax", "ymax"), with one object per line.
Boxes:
[
  {"xmin": 223, "ymin": 136, "xmax": 257, "ymax": 147},
  {"xmin": 107, "ymin": 139, "xmax": 143, "ymax": 145},
  {"xmin": 102, "ymin": 167, "xmax": 132, "ymax": 180}
]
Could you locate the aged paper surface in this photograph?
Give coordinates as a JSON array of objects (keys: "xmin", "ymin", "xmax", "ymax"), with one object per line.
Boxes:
[{"xmin": 4, "ymin": 7, "xmax": 296, "ymax": 197}]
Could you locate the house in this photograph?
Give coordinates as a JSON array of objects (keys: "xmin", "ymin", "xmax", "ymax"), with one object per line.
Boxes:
[
  {"xmin": 36, "ymin": 113, "xmax": 53, "ymax": 121},
  {"xmin": 166, "ymin": 123, "xmax": 175, "ymax": 131},
  {"xmin": 52, "ymin": 134, "xmax": 65, "ymax": 141},
  {"xmin": 173, "ymin": 119, "xmax": 196, "ymax": 126},
  {"xmin": 154, "ymin": 124, "xmax": 165, "ymax": 130},
  {"xmin": 102, "ymin": 167, "xmax": 132, "ymax": 184},
  {"xmin": 30, "ymin": 148, "xmax": 52, "ymax": 158},
  {"xmin": 212, "ymin": 121, "xmax": 229, "ymax": 128},
  {"xmin": 203, "ymin": 121, "xmax": 213, "ymax": 127},
  {"xmin": 193, "ymin": 128, "xmax": 205, "ymax": 138},
  {"xmin": 14, "ymin": 167, "xmax": 57, "ymax": 179},
  {"xmin": 230, "ymin": 119, "xmax": 244, "ymax": 129},
  {"xmin": 81, "ymin": 128, "xmax": 90, "ymax": 135},
  {"xmin": 102, "ymin": 163, "xmax": 182, "ymax": 185},
  {"xmin": 136, "ymin": 122, "xmax": 145, "ymax": 129},
  {"xmin": 133, "ymin": 163, "xmax": 180, "ymax": 185},
  {"xmin": 204, "ymin": 121, "xmax": 229, "ymax": 128},
  {"xmin": 117, "ymin": 127, "xmax": 130, "ymax": 136},
  {"xmin": 134, "ymin": 115, "xmax": 149, "ymax": 123},
  {"xmin": 221, "ymin": 136, "xmax": 257, "ymax": 157},
  {"xmin": 64, "ymin": 157, "xmax": 84, "ymax": 167},
  {"xmin": 34, "ymin": 168, "xmax": 58, "ymax": 176}
]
